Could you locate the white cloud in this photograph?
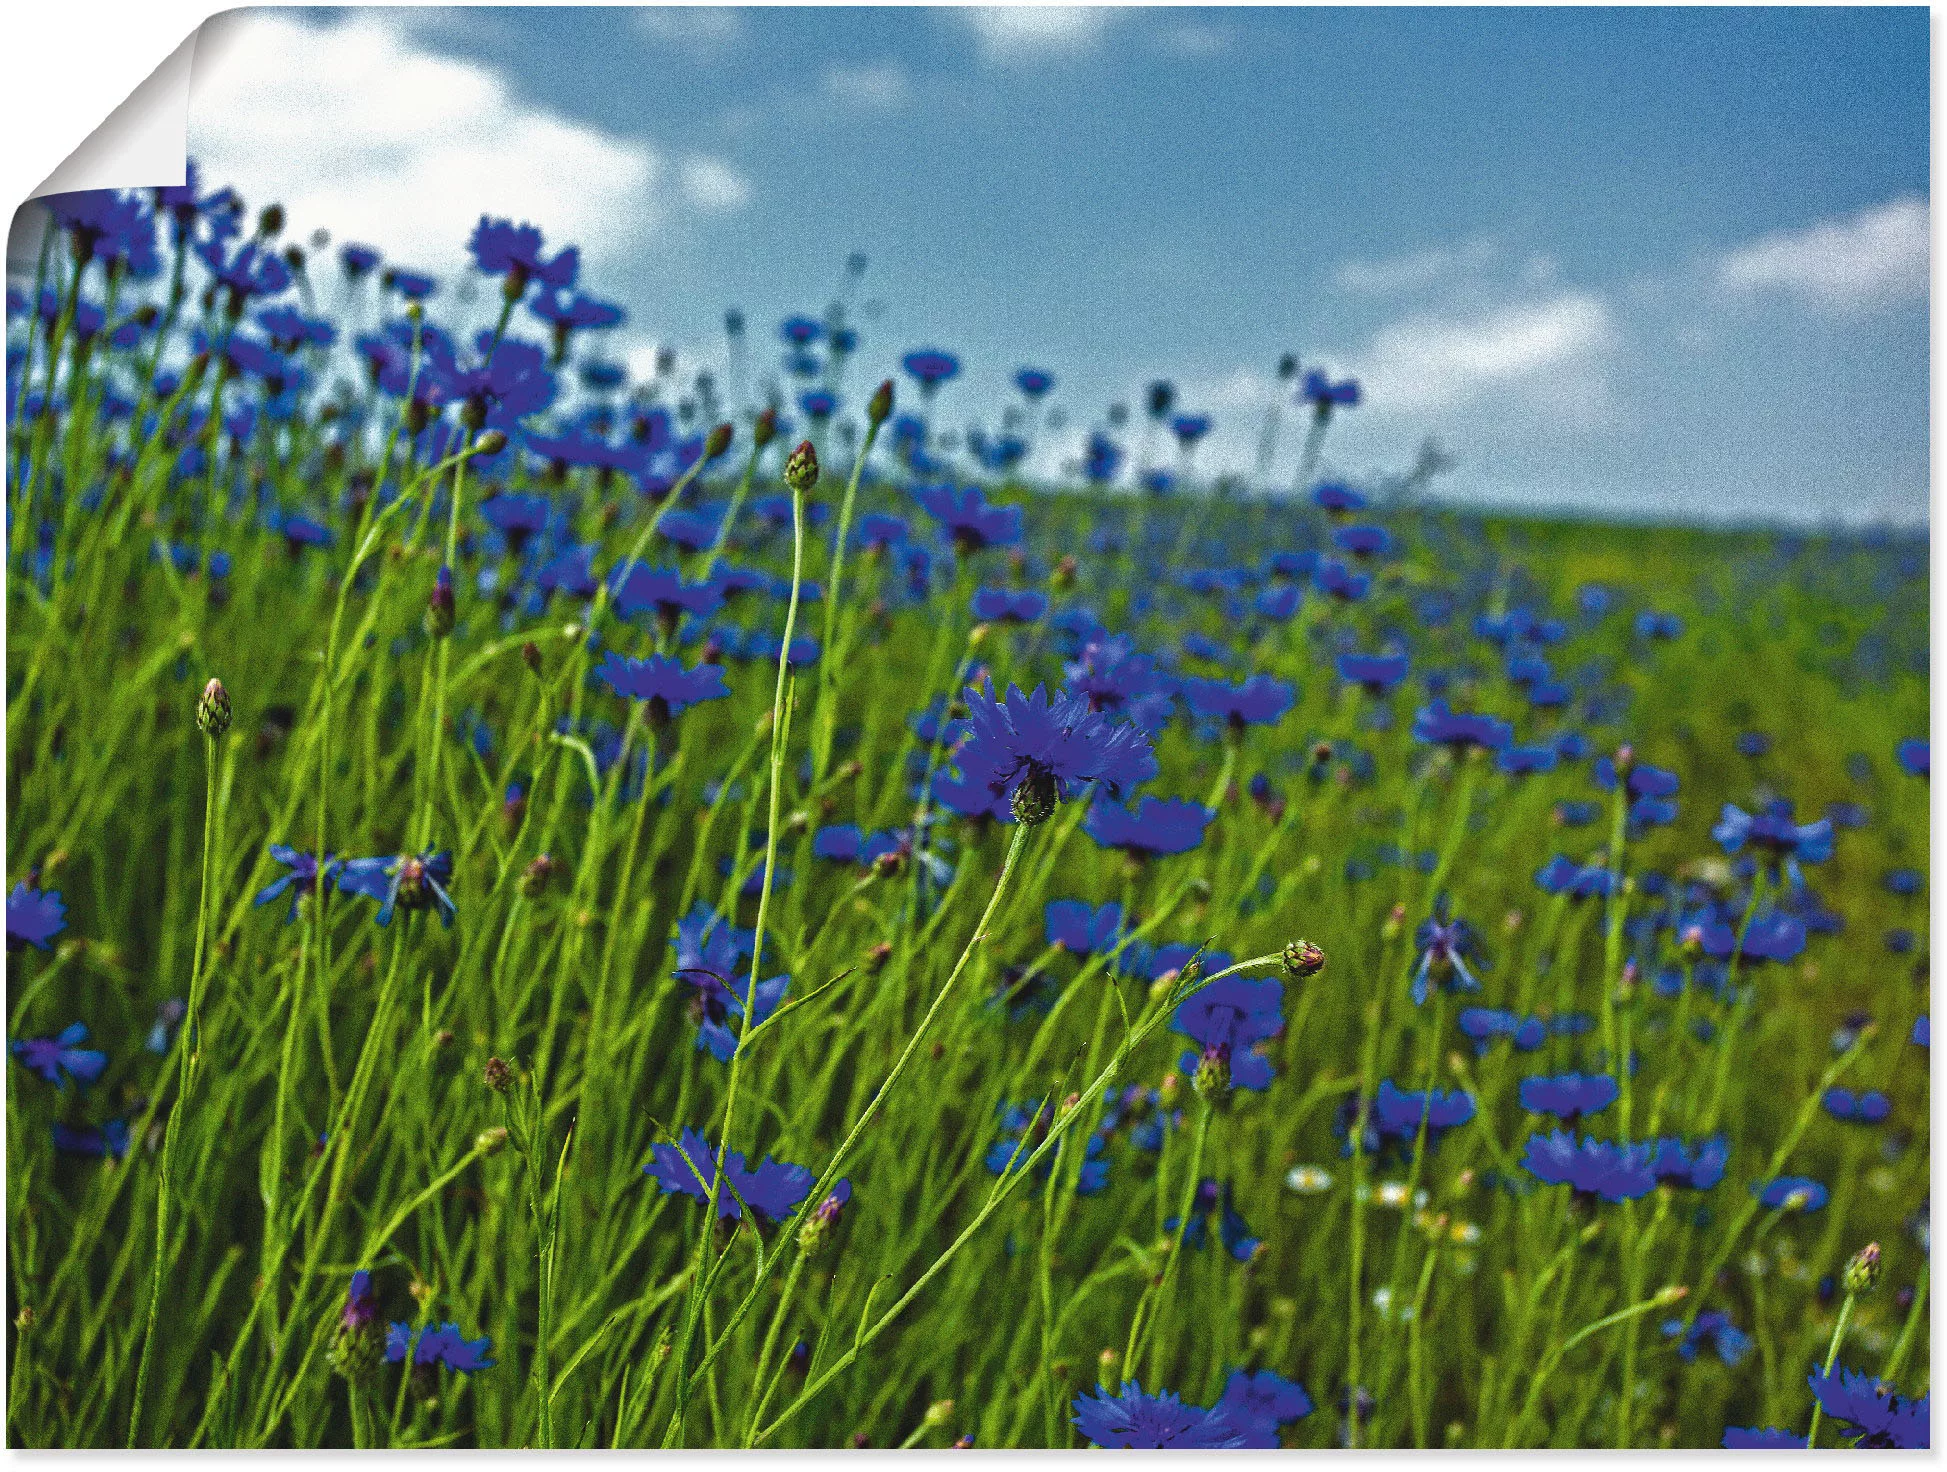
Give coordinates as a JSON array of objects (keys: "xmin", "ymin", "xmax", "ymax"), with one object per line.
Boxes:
[
  {"xmin": 1717, "ymin": 196, "xmax": 1928, "ymax": 311},
  {"xmin": 1350, "ymin": 292, "xmax": 1618, "ymax": 419},
  {"xmin": 961, "ymin": 7, "xmax": 1114, "ymax": 62},
  {"xmin": 187, "ymin": 10, "xmax": 750, "ymax": 276},
  {"xmin": 822, "ymin": 61, "xmax": 912, "ymax": 111},
  {"xmin": 1333, "ymin": 238, "xmax": 1499, "ymax": 296}
]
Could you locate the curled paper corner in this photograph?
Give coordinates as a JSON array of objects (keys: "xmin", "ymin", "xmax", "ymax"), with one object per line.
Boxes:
[{"xmin": 31, "ymin": 25, "xmax": 199, "ymax": 201}]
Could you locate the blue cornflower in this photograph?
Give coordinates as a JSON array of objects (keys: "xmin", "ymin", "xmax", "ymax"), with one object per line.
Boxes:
[
  {"xmin": 1535, "ymin": 854, "xmax": 1618, "ymax": 901},
  {"xmin": 985, "ymin": 1102, "xmax": 1108, "ymax": 1194},
  {"xmin": 1723, "ymin": 1428, "xmax": 1806, "ymax": 1449},
  {"xmin": 856, "ymin": 513, "xmax": 910, "ymax": 549},
  {"xmin": 1084, "ymin": 797, "xmax": 1213, "ymax": 857},
  {"xmin": 592, "ymin": 652, "xmax": 729, "ymax": 720},
  {"xmin": 1806, "ymin": 1364, "xmax": 1929, "ymax": 1448},
  {"xmin": 1635, "ymin": 611, "xmax": 1684, "ymax": 640},
  {"xmin": 1884, "ymin": 867, "xmax": 1924, "ymax": 897},
  {"xmin": 670, "ymin": 903, "xmax": 783, "ymax": 1060},
  {"xmin": 1333, "ymin": 524, "xmax": 1391, "ymax": 558},
  {"xmin": 1313, "ymin": 558, "xmax": 1371, "ymax": 601},
  {"xmin": 1753, "ymin": 1176, "xmax": 1829, "ymax": 1212},
  {"xmin": 913, "ymin": 483, "xmax": 1022, "ymax": 551},
  {"xmin": 1255, "ymin": 583, "xmax": 1301, "ymax": 619},
  {"xmin": 1412, "ymin": 699, "xmax": 1512, "ymax": 752},
  {"xmin": 950, "ymin": 682, "xmax": 1155, "ymax": 822},
  {"xmin": 1216, "ymin": 1369, "xmax": 1313, "ymax": 1448},
  {"xmin": 1015, "ymin": 367, "xmax": 1054, "ymax": 398},
  {"xmin": 336, "ymin": 850, "xmax": 456, "ymax": 928},
  {"xmin": 1170, "ymin": 413, "xmax": 1211, "ymax": 446},
  {"xmin": 254, "ymin": 845, "xmax": 341, "ymax": 922},
  {"xmin": 1044, "ymin": 900, "xmax": 1124, "ymax": 956},
  {"xmin": 1458, "ymin": 1007, "xmax": 1547, "ymax": 1054},
  {"xmin": 1064, "ymin": 636, "xmax": 1173, "ymax": 729},
  {"xmin": 644, "ymin": 1127, "xmax": 814, "ymax": 1222},
  {"xmin": 7, "ymin": 882, "xmax": 67, "ymax": 951},
  {"xmin": 11, "ymin": 1024, "xmax": 107, "ymax": 1088},
  {"xmin": 1180, "ymin": 674, "xmax": 1295, "ymax": 729},
  {"xmin": 811, "ymin": 825, "xmax": 906, "ymax": 868},
  {"xmin": 468, "ymin": 217, "xmax": 577, "ymax": 292},
  {"xmin": 1367, "ymin": 1080, "xmax": 1476, "ymax": 1150},
  {"xmin": 610, "ymin": 561, "xmax": 726, "ymax": 627},
  {"xmin": 1302, "ymin": 369, "xmax": 1360, "ymax": 412},
  {"xmin": 1409, "ymin": 895, "xmax": 1487, "ymax": 1006},
  {"xmin": 1166, "ymin": 1179, "xmax": 1261, "ymax": 1262},
  {"xmin": 53, "ymin": 1119, "xmax": 130, "ymax": 1159},
  {"xmin": 901, "ymin": 348, "xmax": 960, "ymax": 390},
  {"xmin": 1663, "ymin": 1310, "xmax": 1752, "ymax": 1367},
  {"xmin": 1896, "ymin": 739, "xmax": 1928, "ymax": 778},
  {"xmin": 1082, "ymin": 430, "xmax": 1124, "ymax": 484},
  {"xmin": 1312, "ymin": 481, "xmax": 1366, "ymax": 514},
  {"xmin": 1520, "ymin": 1130, "xmax": 1656, "ymax": 1203},
  {"xmin": 1554, "ymin": 800, "xmax": 1601, "ymax": 827},
  {"xmin": 1499, "ymin": 744, "xmax": 1560, "ymax": 776},
  {"xmin": 1070, "ymin": 1382, "xmax": 1246, "ymax": 1449},
  {"xmin": 386, "ymin": 1320, "xmax": 496, "ymax": 1373},
  {"xmin": 1713, "ymin": 801, "xmax": 1833, "ymax": 885},
  {"xmin": 1648, "ymin": 1135, "xmax": 1729, "ymax": 1190},
  {"xmin": 971, "ymin": 586, "xmax": 1047, "ymax": 623},
  {"xmin": 479, "ymin": 491, "xmax": 550, "ymax": 554},
  {"xmin": 1821, "ymin": 1087, "xmax": 1892, "ymax": 1124},
  {"xmin": 798, "ymin": 388, "xmax": 838, "ymax": 420},
  {"xmin": 1337, "ymin": 651, "xmax": 1409, "ymax": 695},
  {"xmin": 1518, "ymin": 1072, "xmax": 1619, "ymax": 1123},
  {"xmin": 1696, "ymin": 909, "xmax": 1807, "ymax": 966},
  {"xmin": 1914, "ymin": 1015, "xmax": 1929, "ymax": 1048},
  {"xmin": 1173, "ymin": 974, "xmax": 1282, "ymax": 1093}
]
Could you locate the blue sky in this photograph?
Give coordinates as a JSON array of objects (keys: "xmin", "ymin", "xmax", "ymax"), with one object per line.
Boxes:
[{"xmin": 187, "ymin": 5, "xmax": 1929, "ymax": 525}]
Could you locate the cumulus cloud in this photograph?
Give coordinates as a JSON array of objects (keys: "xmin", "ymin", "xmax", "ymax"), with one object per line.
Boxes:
[
  {"xmin": 1716, "ymin": 195, "xmax": 1928, "ymax": 311},
  {"xmin": 1334, "ymin": 239, "xmax": 1499, "ymax": 296},
  {"xmin": 636, "ymin": 8, "xmax": 747, "ymax": 55},
  {"xmin": 1349, "ymin": 292, "xmax": 1618, "ymax": 420},
  {"xmin": 187, "ymin": 9, "xmax": 750, "ymax": 275},
  {"xmin": 960, "ymin": 7, "xmax": 1114, "ymax": 62},
  {"xmin": 822, "ymin": 60, "xmax": 912, "ymax": 111}
]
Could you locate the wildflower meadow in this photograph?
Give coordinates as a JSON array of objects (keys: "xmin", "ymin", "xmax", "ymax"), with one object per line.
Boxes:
[{"xmin": 2, "ymin": 166, "xmax": 1930, "ymax": 1449}]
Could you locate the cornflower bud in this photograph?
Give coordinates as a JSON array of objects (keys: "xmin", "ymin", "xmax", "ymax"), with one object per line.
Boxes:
[
  {"xmin": 1193, "ymin": 1042, "xmax": 1233, "ymax": 1111},
  {"xmin": 521, "ymin": 640, "xmax": 543, "ymax": 676},
  {"xmin": 867, "ymin": 378, "xmax": 894, "ymax": 426},
  {"xmin": 425, "ymin": 565, "xmax": 456, "ymax": 639},
  {"xmin": 783, "ymin": 439, "xmax": 819, "ymax": 495},
  {"xmin": 519, "ymin": 854, "xmax": 557, "ymax": 898},
  {"xmin": 1282, "ymin": 939, "xmax": 1325, "ymax": 979},
  {"xmin": 1010, "ymin": 769, "xmax": 1058, "ymax": 826},
  {"xmin": 923, "ymin": 1399, "xmax": 955, "ymax": 1428},
  {"xmin": 705, "ymin": 421, "xmax": 734, "ymax": 460},
  {"xmin": 483, "ymin": 1056, "xmax": 515, "ymax": 1094},
  {"xmin": 476, "ymin": 1126, "xmax": 510, "ymax": 1156},
  {"xmin": 754, "ymin": 405, "xmax": 779, "ymax": 448},
  {"xmin": 197, "ymin": 678, "xmax": 232, "ymax": 738},
  {"xmin": 1843, "ymin": 1242, "xmax": 1882, "ymax": 1297},
  {"xmin": 473, "ymin": 428, "xmax": 508, "ymax": 456}
]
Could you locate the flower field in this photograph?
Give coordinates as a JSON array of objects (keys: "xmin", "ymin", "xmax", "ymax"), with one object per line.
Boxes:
[{"xmin": 2, "ymin": 172, "xmax": 1931, "ymax": 1448}]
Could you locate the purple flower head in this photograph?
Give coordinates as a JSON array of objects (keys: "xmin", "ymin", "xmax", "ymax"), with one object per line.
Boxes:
[
  {"xmin": 1302, "ymin": 369, "xmax": 1361, "ymax": 410},
  {"xmin": 913, "ymin": 483, "xmax": 1022, "ymax": 551},
  {"xmin": 855, "ymin": 513, "xmax": 910, "ymax": 550},
  {"xmin": 1518, "ymin": 1072, "xmax": 1619, "ymax": 1123},
  {"xmin": 1170, "ymin": 413, "xmax": 1212, "ymax": 445},
  {"xmin": 1753, "ymin": 1175, "xmax": 1828, "ymax": 1212},
  {"xmin": 1333, "ymin": 524, "xmax": 1391, "ymax": 558},
  {"xmin": 1312, "ymin": 480, "xmax": 1366, "ymax": 514},
  {"xmin": 1663, "ymin": 1310, "xmax": 1751, "ymax": 1367},
  {"xmin": 1338, "ymin": 651, "xmax": 1408, "ymax": 695},
  {"xmin": 10, "ymin": 1023, "xmax": 107, "ymax": 1088},
  {"xmin": 1520, "ymin": 1129, "xmax": 1656, "ymax": 1202},
  {"xmin": 1648, "ymin": 1135, "xmax": 1729, "ymax": 1190},
  {"xmin": 1180, "ymin": 673, "xmax": 1295, "ymax": 729},
  {"xmin": 901, "ymin": 348, "xmax": 961, "ymax": 390},
  {"xmin": 1412, "ymin": 699, "xmax": 1512, "ymax": 752},
  {"xmin": 1712, "ymin": 801, "xmax": 1834, "ymax": 874},
  {"xmin": 1806, "ymin": 1364, "xmax": 1929, "ymax": 1448},
  {"xmin": 1216, "ymin": 1369, "xmax": 1312, "ymax": 1447},
  {"xmin": 645, "ymin": 1126, "xmax": 815, "ymax": 1223},
  {"xmin": 1070, "ymin": 1382, "xmax": 1247, "ymax": 1449},
  {"xmin": 1064, "ymin": 636, "xmax": 1173, "ymax": 728},
  {"xmin": 7, "ymin": 882, "xmax": 67, "ymax": 951},
  {"xmin": 386, "ymin": 1320, "xmax": 496, "ymax": 1373},
  {"xmin": 255, "ymin": 845, "xmax": 343, "ymax": 922},
  {"xmin": 343, "ymin": 1270, "xmax": 379, "ymax": 1333},
  {"xmin": 950, "ymin": 682, "xmax": 1155, "ymax": 820},
  {"xmin": 610, "ymin": 562, "xmax": 726, "ymax": 627},
  {"xmin": 1535, "ymin": 854, "xmax": 1617, "ymax": 901},
  {"xmin": 592, "ymin": 652, "xmax": 729, "ymax": 720},
  {"xmin": 1368, "ymin": 1079, "xmax": 1477, "ymax": 1149},
  {"xmin": 1313, "ymin": 558, "xmax": 1372, "ymax": 601},
  {"xmin": 1014, "ymin": 367, "xmax": 1055, "ymax": 398},
  {"xmin": 970, "ymin": 586, "xmax": 1047, "ymax": 623},
  {"xmin": 1084, "ymin": 796, "xmax": 1213, "ymax": 857},
  {"xmin": 1896, "ymin": 738, "xmax": 1929, "ymax": 778},
  {"xmin": 1723, "ymin": 1427, "xmax": 1807, "ymax": 1449},
  {"xmin": 1822, "ymin": 1087, "xmax": 1892, "ymax": 1124},
  {"xmin": 528, "ymin": 288, "xmax": 622, "ymax": 332},
  {"xmin": 336, "ymin": 850, "xmax": 456, "ymax": 929},
  {"xmin": 469, "ymin": 217, "xmax": 578, "ymax": 293},
  {"xmin": 1697, "ymin": 909, "xmax": 1807, "ymax": 966},
  {"xmin": 1044, "ymin": 900, "xmax": 1124, "ymax": 956},
  {"xmin": 1409, "ymin": 895, "xmax": 1487, "ymax": 1006}
]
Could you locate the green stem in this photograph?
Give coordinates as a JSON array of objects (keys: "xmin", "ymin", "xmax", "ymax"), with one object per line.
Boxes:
[{"xmin": 1804, "ymin": 1293, "xmax": 1856, "ymax": 1449}]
